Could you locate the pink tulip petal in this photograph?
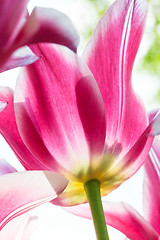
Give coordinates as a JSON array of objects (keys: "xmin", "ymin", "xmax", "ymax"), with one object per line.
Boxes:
[
  {"xmin": 16, "ymin": 7, "xmax": 80, "ymax": 52},
  {"xmin": 65, "ymin": 202, "xmax": 159, "ymax": 240},
  {"xmin": 0, "ymin": 3, "xmax": 79, "ymax": 71},
  {"xmin": 0, "ymin": 87, "xmax": 62, "ymax": 171},
  {"xmin": 143, "ymin": 136, "xmax": 160, "ymax": 235},
  {"xmin": 0, "ymin": 47, "xmax": 39, "ymax": 73},
  {"xmin": 120, "ymin": 111, "xmax": 160, "ymax": 177},
  {"xmin": 82, "ymin": 0, "xmax": 148, "ymax": 155},
  {"xmin": 0, "ymin": 159, "xmax": 17, "ymax": 175},
  {"xmin": 0, "ymin": 170, "xmax": 68, "ymax": 230},
  {"xmin": 0, "ymin": 0, "xmax": 28, "ymax": 52},
  {"xmin": 0, "ymin": 215, "xmax": 37, "ymax": 240},
  {"xmin": 14, "ymin": 44, "xmax": 106, "ymax": 173}
]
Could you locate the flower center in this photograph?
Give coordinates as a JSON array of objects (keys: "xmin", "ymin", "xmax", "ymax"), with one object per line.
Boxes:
[{"xmin": 59, "ymin": 152, "xmax": 126, "ymax": 206}]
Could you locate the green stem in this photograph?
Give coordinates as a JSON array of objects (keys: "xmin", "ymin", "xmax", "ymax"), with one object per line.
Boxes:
[{"xmin": 84, "ymin": 179, "xmax": 110, "ymax": 240}]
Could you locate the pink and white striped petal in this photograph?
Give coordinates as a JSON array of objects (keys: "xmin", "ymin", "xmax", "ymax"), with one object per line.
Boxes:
[
  {"xmin": 65, "ymin": 202, "xmax": 159, "ymax": 240},
  {"xmin": 0, "ymin": 0, "xmax": 28, "ymax": 53},
  {"xmin": 16, "ymin": 7, "xmax": 80, "ymax": 53},
  {"xmin": 0, "ymin": 3, "xmax": 79, "ymax": 71},
  {"xmin": 0, "ymin": 171, "xmax": 68, "ymax": 230},
  {"xmin": 120, "ymin": 111, "xmax": 160, "ymax": 178},
  {"xmin": 143, "ymin": 136, "xmax": 160, "ymax": 236},
  {"xmin": 82, "ymin": 0, "xmax": 148, "ymax": 157},
  {"xmin": 0, "ymin": 47, "xmax": 39, "ymax": 73},
  {"xmin": 0, "ymin": 87, "xmax": 62, "ymax": 171},
  {"xmin": 14, "ymin": 44, "xmax": 106, "ymax": 174}
]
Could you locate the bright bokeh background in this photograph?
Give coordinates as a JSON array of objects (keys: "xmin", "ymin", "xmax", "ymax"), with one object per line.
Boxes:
[{"xmin": 0, "ymin": 0, "xmax": 160, "ymax": 239}]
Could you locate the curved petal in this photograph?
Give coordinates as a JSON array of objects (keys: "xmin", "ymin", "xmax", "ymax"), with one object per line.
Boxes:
[
  {"xmin": 15, "ymin": 7, "xmax": 80, "ymax": 53},
  {"xmin": 0, "ymin": 159, "xmax": 17, "ymax": 175},
  {"xmin": 0, "ymin": 47, "xmax": 39, "ymax": 73},
  {"xmin": 82, "ymin": 0, "xmax": 148, "ymax": 156},
  {"xmin": 0, "ymin": 0, "xmax": 28, "ymax": 52},
  {"xmin": 0, "ymin": 215, "xmax": 37, "ymax": 240},
  {"xmin": 65, "ymin": 202, "xmax": 159, "ymax": 240},
  {"xmin": 120, "ymin": 111, "xmax": 160, "ymax": 177},
  {"xmin": 0, "ymin": 0, "xmax": 29, "ymax": 70},
  {"xmin": 0, "ymin": 170, "xmax": 68, "ymax": 230},
  {"xmin": 0, "ymin": 4, "xmax": 79, "ymax": 71},
  {"xmin": 0, "ymin": 87, "xmax": 62, "ymax": 171},
  {"xmin": 143, "ymin": 136, "xmax": 160, "ymax": 235},
  {"xmin": 14, "ymin": 44, "xmax": 106, "ymax": 175}
]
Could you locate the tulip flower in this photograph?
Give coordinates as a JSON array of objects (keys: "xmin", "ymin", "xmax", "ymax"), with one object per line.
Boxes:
[
  {"xmin": 0, "ymin": 0, "xmax": 160, "ymax": 239},
  {"xmin": 68, "ymin": 136, "xmax": 160, "ymax": 240},
  {"xmin": 0, "ymin": 0, "xmax": 79, "ymax": 72}
]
